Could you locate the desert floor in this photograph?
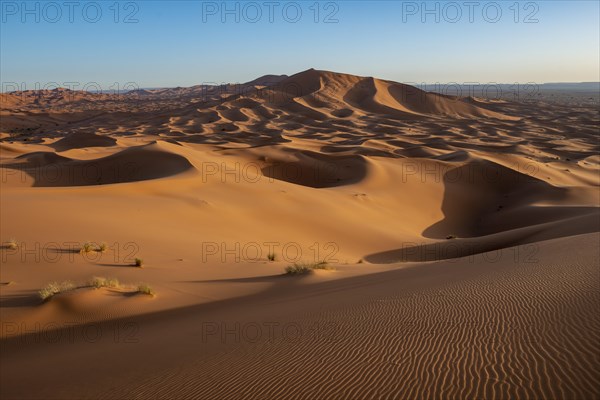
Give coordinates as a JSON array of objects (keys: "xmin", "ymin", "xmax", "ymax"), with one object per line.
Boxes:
[{"xmin": 1, "ymin": 70, "xmax": 599, "ymax": 399}]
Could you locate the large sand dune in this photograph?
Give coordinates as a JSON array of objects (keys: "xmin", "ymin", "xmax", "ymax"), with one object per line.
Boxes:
[{"xmin": 1, "ymin": 69, "xmax": 599, "ymax": 399}]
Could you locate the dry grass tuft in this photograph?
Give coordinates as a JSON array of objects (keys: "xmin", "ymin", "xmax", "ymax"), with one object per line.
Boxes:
[
  {"xmin": 137, "ymin": 283, "xmax": 155, "ymax": 296},
  {"xmin": 285, "ymin": 261, "xmax": 333, "ymax": 275},
  {"xmin": 80, "ymin": 241, "xmax": 94, "ymax": 253},
  {"xmin": 89, "ymin": 276, "xmax": 120, "ymax": 289},
  {"xmin": 39, "ymin": 281, "xmax": 76, "ymax": 301}
]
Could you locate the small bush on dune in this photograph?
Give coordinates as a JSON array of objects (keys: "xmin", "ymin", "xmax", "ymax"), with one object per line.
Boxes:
[
  {"xmin": 89, "ymin": 276, "xmax": 120, "ymax": 289},
  {"xmin": 267, "ymin": 253, "xmax": 276, "ymax": 261},
  {"xmin": 81, "ymin": 241, "xmax": 108, "ymax": 253},
  {"xmin": 39, "ymin": 281, "xmax": 76, "ymax": 301},
  {"xmin": 312, "ymin": 261, "xmax": 333, "ymax": 270},
  {"xmin": 106, "ymin": 278, "xmax": 120, "ymax": 288},
  {"xmin": 89, "ymin": 277, "xmax": 104, "ymax": 288},
  {"xmin": 134, "ymin": 258, "xmax": 143, "ymax": 267},
  {"xmin": 285, "ymin": 261, "xmax": 333, "ymax": 275},
  {"xmin": 285, "ymin": 263, "xmax": 312, "ymax": 275},
  {"xmin": 38, "ymin": 278, "xmax": 156, "ymax": 301},
  {"xmin": 6, "ymin": 238, "xmax": 18, "ymax": 250},
  {"xmin": 137, "ymin": 284, "xmax": 155, "ymax": 297},
  {"xmin": 81, "ymin": 241, "xmax": 94, "ymax": 253}
]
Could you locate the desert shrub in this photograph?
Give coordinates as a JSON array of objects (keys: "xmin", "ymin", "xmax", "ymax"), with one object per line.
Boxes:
[
  {"xmin": 137, "ymin": 284, "xmax": 155, "ymax": 296},
  {"xmin": 39, "ymin": 278, "xmax": 155, "ymax": 301},
  {"xmin": 134, "ymin": 258, "xmax": 143, "ymax": 267},
  {"xmin": 312, "ymin": 261, "xmax": 333, "ymax": 270},
  {"xmin": 39, "ymin": 281, "xmax": 76, "ymax": 301},
  {"xmin": 285, "ymin": 261, "xmax": 333, "ymax": 275},
  {"xmin": 285, "ymin": 263, "xmax": 311, "ymax": 275},
  {"xmin": 81, "ymin": 241, "xmax": 94, "ymax": 253},
  {"xmin": 89, "ymin": 277, "xmax": 120, "ymax": 289}
]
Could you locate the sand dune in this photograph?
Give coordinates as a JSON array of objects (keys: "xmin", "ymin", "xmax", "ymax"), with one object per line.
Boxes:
[
  {"xmin": 1, "ymin": 235, "xmax": 598, "ymax": 399},
  {"xmin": 257, "ymin": 69, "xmax": 519, "ymax": 120},
  {"xmin": 0, "ymin": 69, "xmax": 598, "ymax": 399}
]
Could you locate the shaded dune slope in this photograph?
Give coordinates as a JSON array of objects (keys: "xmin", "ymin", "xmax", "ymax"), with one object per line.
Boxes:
[
  {"xmin": 50, "ymin": 131, "xmax": 118, "ymax": 151},
  {"xmin": 366, "ymin": 160, "xmax": 599, "ymax": 263},
  {"xmin": 423, "ymin": 160, "xmax": 592, "ymax": 238},
  {"xmin": 260, "ymin": 149, "xmax": 368, "ymax": 188},
  {"xmin": 3, "ymin": 142, "xmax": 194, "ymax": 186}
]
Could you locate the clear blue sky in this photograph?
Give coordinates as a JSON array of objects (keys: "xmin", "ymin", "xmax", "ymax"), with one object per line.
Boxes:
[{"xmin": 1, "ymin": 1, "xmax": 599, "ymax": 90}]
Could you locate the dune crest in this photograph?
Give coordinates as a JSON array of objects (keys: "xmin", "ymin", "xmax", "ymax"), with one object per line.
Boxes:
[{"xmin": 255, "ymin": 69, "xmax": 519, "ymax": 120}]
